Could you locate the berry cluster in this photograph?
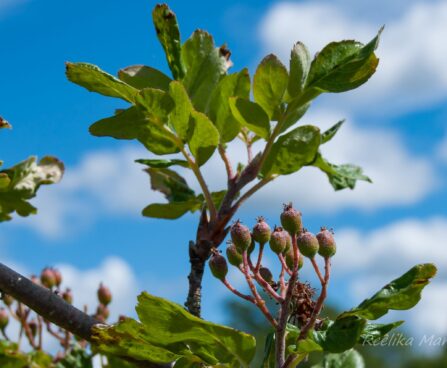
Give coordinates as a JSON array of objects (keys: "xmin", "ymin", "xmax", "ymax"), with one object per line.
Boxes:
[
  {"xmin": 0, "ymin": 267, "xmax": 112, "ymax": 360},
  {"xmin": 209, "ymin": 203, "xmax": 335, "ymax": 335}
]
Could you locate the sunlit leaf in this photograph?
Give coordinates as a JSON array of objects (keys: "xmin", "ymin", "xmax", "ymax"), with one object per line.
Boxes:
[
  {"xmin": 187, "ymin": 111, "xmax": 219, "ymax": 166},
  {"xmin": 152, "ymin": 4, "xmax": 185, "ymax": 80},
  {"xmin": 118, "ymin": 65, "xmax": 172, "ymax": 91},
  {"xmin": 66, "ymin": 62, "xmax": 138, "ymax": 103},
  {"xmin": 253, "ymin": 54, "xmax": 288, "ymax": 119},
  {"xmin": 287, "ymin": 42, "xmax": 311, "ymax": 100},
  {"xmin": 229, "ymin": 97, "xmax": 270, "ymax": 140}
]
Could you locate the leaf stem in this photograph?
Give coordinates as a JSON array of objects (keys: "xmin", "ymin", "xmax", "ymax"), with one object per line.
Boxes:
[
  {"xmin": 218, "ymin": 144, "xmax": 234, "ymax": 180},
  {"xmin": 180, "ymin": 147, "xmax": 217, "ymax": 221},
  {"xmin": 222, "ymin": 278, "xmax": 255, "ymax": 303}
]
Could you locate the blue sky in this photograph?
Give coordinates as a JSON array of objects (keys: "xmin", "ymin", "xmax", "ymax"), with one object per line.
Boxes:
[{"xmin": 1, "ymin": 0, "xmax": 447, "ymax": 351}]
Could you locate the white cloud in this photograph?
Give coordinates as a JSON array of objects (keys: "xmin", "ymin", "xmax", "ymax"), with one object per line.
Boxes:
[
  {"xmin": 259, "ymin": 1, "xmax": 447, "ymax": 115},
  {"xmin": 13, "ymin": 145, "xmax": 163, "ymax": 238}
]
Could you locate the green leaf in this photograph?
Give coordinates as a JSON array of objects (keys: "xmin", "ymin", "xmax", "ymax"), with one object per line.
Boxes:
[
  {"xmin": 181, "ymin": 30, "xmax": 229, "ymax": 112},
  {"xmin": 65, "ymin": 62, "xmax": 138, "ymax": 103},
  {"xmin": 287, "ymin": 42, "xmax": 311, "ymax": 99},
  {"xmin": 92, "ymin": 292, "xmax": 256, "ymax": 367},
  {"xmin": 229, "ymin": 97, "xmax": 270, "ymax": 140},
  {"xmin": 168, "ymin": 81, "xmax": 193, "ymax": 141},
  {"xmin": 152, "ymin": 4, "xmax": 185, "ymax": 80},
  {"xmin": 359, "ymin": 321, "xmax": 404, "ymax": 345},
  {"xmin": 311, "ymin": 349, "xmax": 365, "ymax": 368},
  {"xmin": 261, "ymin": 125, "xmax": 321, "ymax": 176},
  {"xmin": 135, "ymin": 88, "xmax": 174, "ymax": 125},
  {"xmin": 142, "ymin": 200, "xmax": 202, "ymax": 219},
  {"xmin": 314, "ymin": 316, "xmax": 367, "ymax": 353},
  {"xmin": 135, "ymin": 158, "xmax": 189, "ymax": 169},
  {"xmin": 322, "ymin": 120, "xmax": 345, "ymax": 144},
  {"xmin": 313, "ymin": 154, "xmax": 371, "ymax": 190},
  {"xmin": 280, "ymin": 102, "xmax": 310, "ymax": 134},
  {"xmin": 0, "ymin": 156, "xmax": 64, "ymax": 222},
  {"xmin": 54, "ymin": 346, "xmax": 93, "ymax": 368},
  {"xmin": 118, "ymin": 65, "xmax": 172, "ymax": 91},
  {"xmin": 207, "ymin": 69, "xmax": 251, "ymax": 142},
  {"xmin": 145, "ymin": 168, "xmax": 195, "ymax": 202},
  {"xmin": 253, "ymin": 54, "xmax": 289, "ymax": 119},
  {"xmin": 306, "ymin": 29, "xmax": 382, "ymax": 93},
  {"xmin": 340, "ymin": 263, "xmax": 437, "ymax": 320},
  {"xmin": 90, "ymin": 107, "xmax": 179, "ymax": 155},
  {"xmin": 187, "ymin": 111, "xmax": 219, "ymax": 166}
]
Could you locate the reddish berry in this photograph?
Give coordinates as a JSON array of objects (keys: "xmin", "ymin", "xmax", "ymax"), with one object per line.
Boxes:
[
  {"xmin": 209, "ymin": 252, "xmax": 228, "ymax": 280},
  {"xmin": 317, "ymin": 227, "xmax": 336, "ymax": 258},
  {"xmin": 269, "ymin": 226, "xmax": 288, "ymax": 254},
  {"xmin": 280, "ymin": 203, "xmax": 303, "ymax": 235},
  {"xmin": 97, "ymin": 304, "xmax": 110, "ymax": 320},
  {"xmin": 53, "ymin": 268, "xmax": 62, "ymax": 287},
  {"xmin": 97, "ymin": 284, "xmax": 112, "ymax": 306},
  {"xmin": 40, "ymin": 268, "xmax": 56, "ymax": 289},
  {"xmin": 297, "ymin": 230, "xmax": 319, "ymax": 258},
  {"xmin": 252, "ymin": 217, "xmax": 271, "ymax": 244},
  {"xmin": 283, "ymin": 232, "xmax": 292, "ymax": 254},
  {"xmin": 230, "ymin": 220, "xmax": 252, "ymax": 251},
  {"xmin": 226, "ymin": 243, "xmax": 243, "ymax": 266},
  {"xmin": 0, "ymin": 308, "xmax": 9, "ymax": 330}
]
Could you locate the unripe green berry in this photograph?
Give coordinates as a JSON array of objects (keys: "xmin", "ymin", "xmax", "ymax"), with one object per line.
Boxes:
[
  {"xmin": 283, "ymin": 232, "xmax": 292, "ymax": 254},
  {"xmin": 40, "ymin": 268, "xmax": 57, "ymax": 289},
  {"xmin": 226, "ymin": 243, "xmax": 243, "ymax": 266},
  {"xmin": 62, "ymin": 288, "xmax": 73, "ymax": 304},
  {"xmin": 230, "ymin": 220, "xmax": 252, "ymax": 251},
  {"xmin": 269, "ymin": 226, "xmax": 288, "ymax": 254},
  {"xmin": 247, "ymin": 239, "xmax": 255, "ymax": 254},
  {"xmin": 285, "ymin": 250, "xmax": 304, "ymax": 270},
  {"xmin": 259, "ymin": 267, "xmax": 273, "ymax": 283},
  {"xmin": 280, "ymin": 203, "xmax": 302, "ymax": 235},
  {"xmin": 97, "ymin": 283, "xmax": 112, "ymax": 306},
  {"xmin": 252, "ymin": 217, "xmax": 271, "ymax": 245},
  {"xmin": 317, "ymin": 228, "xmax": 336, "ymax": 258},
  {"xmin": 297, "ymin": 230, "xmax": 319, "ymax": 258},
  {"xmin": 2, "ymin": 294, "xmax": 14, "ymax": 307},
  {"xmin": 0, "ymin": 308, "xmax": 9, "ymax": 330},
  {"xmin": 209, "ymin": 253, "xmax": 228, "ymax": 280}
]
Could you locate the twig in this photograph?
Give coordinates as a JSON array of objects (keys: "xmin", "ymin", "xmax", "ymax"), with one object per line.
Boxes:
[
  {"xmin": 218, "ymin": 144, "xmax": 234, "ymax": 180},
  {"xmin": 254, "ymin": 243, "xmax": 265, "ymax": 272},
  {"xmin": 222, "ymin": 279, "xmax": 255, "ymax": 303},
  {"xmin": 232, "ymin": 176, "xmax": 276, "ymax": 212},
  {"xmin": 242, "ymin": 252, "xmax": 277, "ymax": 328},
  {"xmin": 311, "ymin": 258, "xmax": 324, "ymax": 285},
  {"xmin": 278, "ymin": 254, "xmax": 292, "ymax": 276}
]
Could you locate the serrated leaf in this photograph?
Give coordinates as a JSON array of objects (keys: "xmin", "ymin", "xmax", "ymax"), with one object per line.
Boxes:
[
  {"xmin": 92, "ymin": 292, "xmax": 256, "ymax": 367},
  {"xmin": 188, "ymin": 111, "xmax": 219, "ymax": 166},
  {"xmin": 322, "ymin": 120, "xmax": 345, "ymax": 144},
  {"xmin": 253, "ymin": 54, "xmax": 288, "ymax": 119},
  {"xmin": 280, "ymin": 102, "xmax": 310, "ymax": 134},
  {"xmin": 207, "ymin": 69, "xmax": 251, "ymax": 142},
  {"xmin": 142, "ymin": 200, "xmax": 202, "ymax": 219},
  {"xmin": 135, "ymin": 159, "xmax": 189, "ymax": 169},
  {"xmin": 313, "ymin": 154, "xmax": 371, "ymax": 190},
  {"xmin": 306, "ymin": 29, "xmax": 382, "ymax": 93},
  {"xmin": 0, "ymin": 156, "xmax": 64, "ymax": 222},
  {"xmin": 287, "ymin": 42, "xmax": 311, "ymax": 99},
  {"xmin": 168, "ymin": 81, "xmax": 193, "ymax": 141},
  {"xmin": 152, "ymin": 4, "xmax": 185, "ymax": 80},
  {"xmin": 229, "ymin": 97, "xmax": 270, "ymax": 140},
  {"xmin": 340, "ymin": 263, "xmax": 437, "ymax": 321},
  {"xmin": 311, "ymin": 349, "xmax": 365, "ymax": 368},
  {"xmin": 66, "ymin": 62, "xmax": 138, "ymax": 103},
  {"xmin": 181, "ymin": 30, "xmax": 228, "ymax": 112},
  {"xmin": 145, "ymin": 168, "xmax": 195, "ymax": 202},
  {"xmin": 261, "ymin": 125, "xmax": 320, "ymax": 176},
  {"xmin": 118, "ymin": 65, "xmax": 172, "ymax": 91}
]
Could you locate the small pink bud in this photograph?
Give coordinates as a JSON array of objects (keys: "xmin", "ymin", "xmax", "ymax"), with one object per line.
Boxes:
[{"xmin": 97, "ymin": 284, "xmax": 112, "ymax": 306}]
